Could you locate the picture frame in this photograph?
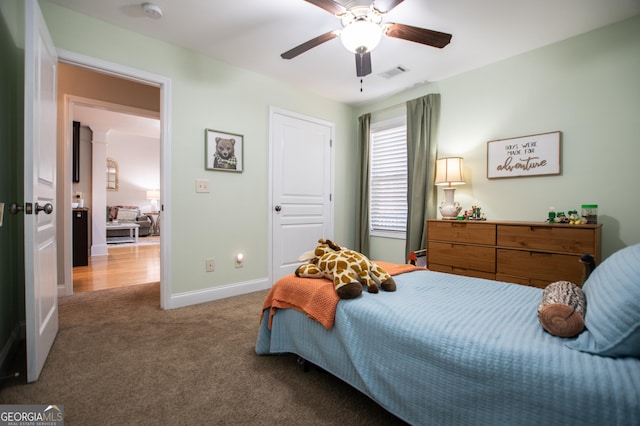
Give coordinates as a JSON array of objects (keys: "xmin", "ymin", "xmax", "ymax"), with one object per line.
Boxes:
[
  {"xmin": 487, "ymin": 131, "xmax": 561, "ymax": 179},
  {"xmin": 205, "ymin": 129, "xmax": 243, "ymax": 172}
]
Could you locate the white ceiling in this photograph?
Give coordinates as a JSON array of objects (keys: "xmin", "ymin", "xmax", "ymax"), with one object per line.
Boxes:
[
  {"xmin": 49, "ymin": 0, "xmax": 640, "ymax": 106},
  {"xmin": 73, "ymin": 105, "xmax": 160, "ymax": 139}
]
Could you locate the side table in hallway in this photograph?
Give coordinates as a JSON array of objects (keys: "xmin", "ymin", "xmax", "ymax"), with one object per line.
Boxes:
[{"xmin": 145, "ymin": 211, "xmax": 160, "ymax": 235}]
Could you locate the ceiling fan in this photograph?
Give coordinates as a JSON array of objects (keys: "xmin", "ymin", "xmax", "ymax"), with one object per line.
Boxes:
[{"xmin": 281, "ymin": 0, "xmax": 452, "ymax": 77}]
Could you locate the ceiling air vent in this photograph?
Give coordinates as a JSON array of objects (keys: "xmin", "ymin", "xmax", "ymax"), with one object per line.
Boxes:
[{"xmin": 379, "ymin": 65, "xmax": 409, "ymax": 79}]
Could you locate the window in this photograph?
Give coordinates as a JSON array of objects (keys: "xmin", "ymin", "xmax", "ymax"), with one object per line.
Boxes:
[{"xmin": 369, "ymin": 116, "xmax": 407, "ymax": 238}]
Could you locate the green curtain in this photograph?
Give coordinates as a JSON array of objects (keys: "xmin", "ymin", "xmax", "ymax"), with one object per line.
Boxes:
[
  {"xmin": 405, "ymin": 94, "xmax": 440, "ymax": 260},
  {"xmin": 355, "ymin": 113, "xmax": 371, "ymax": 255}
]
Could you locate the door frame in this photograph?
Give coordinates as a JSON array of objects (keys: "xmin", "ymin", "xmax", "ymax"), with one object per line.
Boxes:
[
  {"xmin": 57, "ymin": 49, "xmax": 173, "ymax": 309},
  {"xmin": 268, "ymin": 106, "xmax": 335, "ymax": 283}
]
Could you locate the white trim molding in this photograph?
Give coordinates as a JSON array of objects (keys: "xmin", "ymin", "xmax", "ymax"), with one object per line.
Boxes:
[{"xmin": 168, "ymin": 278, "xmax": 271, "ymax": 309}]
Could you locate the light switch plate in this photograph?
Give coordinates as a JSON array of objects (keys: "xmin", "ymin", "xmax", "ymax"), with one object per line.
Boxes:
[{"xmin": 196, "ymin": 179, "xmax": 210, "ymax": 193}]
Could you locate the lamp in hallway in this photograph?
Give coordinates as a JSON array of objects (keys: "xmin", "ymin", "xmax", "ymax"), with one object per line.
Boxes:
[
  {"xmin": 435, "ymin": 157, "xmax": 465, "ymax": 220},
  {"xmin": 146, "ymin": 190, "xmax": 160, "ymax": 212}
]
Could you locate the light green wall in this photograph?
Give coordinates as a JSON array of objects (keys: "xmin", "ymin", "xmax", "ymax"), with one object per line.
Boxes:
[
  {"xmin": 39, "ymin": 1, "xmax": 356, "ymax": 294},
  {"xmin": 357, "ymin": 14, "xmax": 640, "ymax": 262}
]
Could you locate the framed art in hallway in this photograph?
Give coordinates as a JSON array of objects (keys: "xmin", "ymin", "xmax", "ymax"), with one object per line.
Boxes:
[{"xmin": 205, "ymin": 129, "xmax": 243, "ymax": 172}]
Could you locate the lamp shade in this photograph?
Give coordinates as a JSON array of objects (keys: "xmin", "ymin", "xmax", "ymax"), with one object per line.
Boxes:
[
  {"xmin": 435, "ymin": 157, "xmax": 465, "ymax": 186},
  {"xmin": 340, "ymin": 20, "xmax": 382, "ymax": 53},
  {"xmin": 146, "ymin": 190, "xmax": 160, "ymax": 200}
]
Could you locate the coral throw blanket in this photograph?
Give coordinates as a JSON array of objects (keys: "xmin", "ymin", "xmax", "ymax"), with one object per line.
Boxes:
[{"xmin": 262, "ymin": 262, "xmax": 424, "ymax": 329}]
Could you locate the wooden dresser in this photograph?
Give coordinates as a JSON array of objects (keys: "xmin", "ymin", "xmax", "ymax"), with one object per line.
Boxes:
[{"xmin": 426, "ymin": 220, "xmax": 602, "ymax": 288}]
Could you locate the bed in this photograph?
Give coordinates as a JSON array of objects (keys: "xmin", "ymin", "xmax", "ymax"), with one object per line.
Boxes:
[{"xmin": 256, "ymin": 244, "xmax": 640, "ymax": 425}]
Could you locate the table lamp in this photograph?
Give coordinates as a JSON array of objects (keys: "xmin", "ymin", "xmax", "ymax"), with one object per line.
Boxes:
[
  {"xmin": 146, "ymin": 190, "xmax": 160, "ymax": 212},
  {"xmin": 435, "ymin": 157, "xmax": 465, "ymax": 220}
]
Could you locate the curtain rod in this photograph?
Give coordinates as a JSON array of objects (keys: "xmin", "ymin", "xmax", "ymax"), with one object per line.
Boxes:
[
  {"xmin": 373, "ymin": 102, "xmax": 406, "ymax": 114},
  {"xmin": 361, "ymin": 93, "xmax": 437, "ymax": 116},
  {"xmin": 359, "ymin": 102, "xmax": 406, "ymax": 117}
]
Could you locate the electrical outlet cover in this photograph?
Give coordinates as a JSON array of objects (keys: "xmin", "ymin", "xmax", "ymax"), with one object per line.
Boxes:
[
  {"xmin": 205, "ymin": 258, "xmax": 215, "ymax": 272},
  {"xmin": 196, "ymin": 179, "xmax": 210, "ymax": 193}
]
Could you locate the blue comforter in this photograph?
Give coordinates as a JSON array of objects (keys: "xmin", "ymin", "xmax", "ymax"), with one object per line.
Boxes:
[{"xmin": 256, "ymin": 270, "xmax": 640, "ymax": 425}]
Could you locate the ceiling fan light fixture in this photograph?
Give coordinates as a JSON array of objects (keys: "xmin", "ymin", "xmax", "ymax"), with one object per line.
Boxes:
[{"xmin": 340, "ymin": 20, "xmax": 383, "ymax": 54}]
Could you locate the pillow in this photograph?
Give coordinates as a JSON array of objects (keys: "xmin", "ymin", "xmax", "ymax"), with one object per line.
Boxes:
[
  {"xmin": 107, "ymin": 206, "xmax": 118, "ymax": 221},
  {"xmin": 116, "ymin": 208, "xmax": 139, "ymax": 221},
  {"xmin": 566, "ymin": 244, "xmax": 640, "ymax": 357},
  {"xmin": 538, "ymin": 281, "xmax": 586, "ymax": 337}
]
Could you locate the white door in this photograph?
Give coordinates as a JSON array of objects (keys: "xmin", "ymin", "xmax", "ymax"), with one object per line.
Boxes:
[
  {"xmin": 270, "ymin": 109, "xmax": 333, "ymax": 282},
  {"xmin": 24, "ymin": 0, "xmax": 59, "ymax": 383}
]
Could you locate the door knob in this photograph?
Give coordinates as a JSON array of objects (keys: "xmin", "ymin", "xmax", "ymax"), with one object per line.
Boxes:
[
  {"xmin": 9, "ymin": 202, "xmax": 33, "ymax": 215},
  {"xmin": 35, "ymin": 203, "xmax": 53, "ymax": 215},
  {"xmin": 9, "ymin": 202, "xmax": 23, "ymax": 214},
  {"xmin": 275, "ymin": 205, "xmax": 282, "ymax": 212}
]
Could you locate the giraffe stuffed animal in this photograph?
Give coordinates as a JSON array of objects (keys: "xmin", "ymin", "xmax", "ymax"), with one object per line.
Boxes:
[{"xmin": 295, "ymin": 239, "xmax": 397, "ymax": 299}]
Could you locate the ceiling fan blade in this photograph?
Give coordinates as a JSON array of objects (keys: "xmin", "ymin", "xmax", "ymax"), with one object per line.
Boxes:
[
  {"xmin": 355, "ymin": 52, "xmax": 372, "ymax": 77},
  {"xmin": 384, "ymin": 23, "xmax": 452, "ymax": 48},
  {"xmin": 373, "ymin": 0, "xmax": 405, "ymax": 14},
  {"xmin": 281, "ymin": 31, "xmax": 339, "ymax": 60},
  {"xmin": 303, "ymin": 0, "xmax": 347, "ymax": 16}
]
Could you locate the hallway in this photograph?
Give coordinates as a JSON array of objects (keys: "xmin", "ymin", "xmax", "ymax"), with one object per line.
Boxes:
[{"xmin": 72, "ymin": 241, "xmax": 160, "ymax": 292}]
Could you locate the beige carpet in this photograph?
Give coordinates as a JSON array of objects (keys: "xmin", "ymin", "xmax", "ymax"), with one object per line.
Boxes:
[{"xmin": 0, "ymin": 283, "xmax": 406, "ymax": 425}]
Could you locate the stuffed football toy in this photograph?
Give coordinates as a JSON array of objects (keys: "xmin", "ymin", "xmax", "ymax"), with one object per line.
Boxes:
[{"xmin": 295, "ymin": 239, "xmax": 397, "ymax": 299}]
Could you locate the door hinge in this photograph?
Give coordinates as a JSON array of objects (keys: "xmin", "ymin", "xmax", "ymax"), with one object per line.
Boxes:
[
  {"xmin": 330, "ymin": 139, "xmax": 333, "ymax": 148},
  {"xmin": 329, "ymin": 194, "xmax": 332, "ymax": 202}
]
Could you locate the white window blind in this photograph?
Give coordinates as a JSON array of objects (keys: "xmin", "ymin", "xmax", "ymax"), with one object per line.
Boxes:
[{"xmin": 370, "ymin": 117, "xmax": 407, "ymax": 237}]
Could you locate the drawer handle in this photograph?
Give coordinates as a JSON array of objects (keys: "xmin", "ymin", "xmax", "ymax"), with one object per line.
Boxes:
[
  {"xmin": 529, "ymin": 226, "xmax": 551, "ymax": 231},
  {"xmin": 529, "ymin": 252, "xmax": 552, "ymax": 257}
]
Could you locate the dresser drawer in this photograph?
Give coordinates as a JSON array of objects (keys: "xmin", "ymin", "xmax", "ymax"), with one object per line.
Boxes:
[
  {"xmin": 496, "ymin": 249, "xmax": 584, "ymax": 285},
  {"xmin": 497, "ymin": 224, "xmax": 598, "ymax": 255},
  {"xmin": 428, "ymin": 221, "xmax": 496, "ymax": 245},
  {"xmin": 495, "ymin": 273, "xmax": 554, "ymax": 289},
  {"xmin": 428, "ymin": 242, "xmax": 496, "ymax": 273},
  {"xmin": 431, "ymin": 263, "xmax": 496, "ymax": 280}
]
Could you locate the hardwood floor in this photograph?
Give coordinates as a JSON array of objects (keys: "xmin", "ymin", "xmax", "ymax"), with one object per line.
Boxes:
[{"xmin": 73, "ymin": 242, "xmax": 160, "ymax": 293}]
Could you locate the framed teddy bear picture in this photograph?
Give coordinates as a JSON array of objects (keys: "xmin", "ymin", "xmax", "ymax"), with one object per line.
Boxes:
[{"xmin": 205, "ymin": 129, "xmax": 243, "ymax": 172}]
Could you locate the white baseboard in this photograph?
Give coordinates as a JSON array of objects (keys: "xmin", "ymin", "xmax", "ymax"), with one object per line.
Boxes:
[
  {"xmin": 91, "ymin": 244, "xmax": 109, "ymax": 257},
  {"xmin": 58, "ymin": 283, "xmax": 72, "ymax": 297},
  {"xmin": 168, "ymin": 277, "xmax": 271, "ymax": 309}
]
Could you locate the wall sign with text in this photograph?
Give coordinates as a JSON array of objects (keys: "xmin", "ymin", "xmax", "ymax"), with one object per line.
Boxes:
[{"xmin": 486, "ymin": 131, "xmax": 561, "ymax": 179}]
